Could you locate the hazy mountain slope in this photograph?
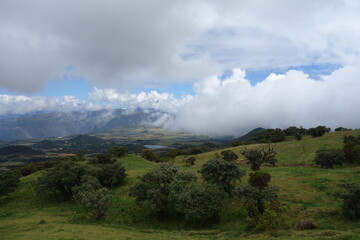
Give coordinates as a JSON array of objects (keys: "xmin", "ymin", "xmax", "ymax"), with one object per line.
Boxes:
[{"xmin": 0, "ymin": 109, "xmax": 159, "ymax": 140}]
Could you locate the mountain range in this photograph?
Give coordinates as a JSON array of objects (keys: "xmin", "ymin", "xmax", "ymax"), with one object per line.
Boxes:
[{"xmin": 0, "ymin": 109, "xmax": 162, "ymax": 140}]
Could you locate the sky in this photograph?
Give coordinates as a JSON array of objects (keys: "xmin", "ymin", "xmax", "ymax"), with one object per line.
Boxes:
[{"xmin": 1, "ymin": 0, "xmax": 360, "ymax": 136}]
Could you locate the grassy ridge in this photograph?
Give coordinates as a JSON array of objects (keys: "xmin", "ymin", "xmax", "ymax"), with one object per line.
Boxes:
[{"xmin": 1, "ymin": 130, "xmax": 360, "ymax": 239}]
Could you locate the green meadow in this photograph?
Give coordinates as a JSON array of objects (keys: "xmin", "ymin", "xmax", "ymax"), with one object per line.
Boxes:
[{"xmin": 1, "ymin": 130, "xmax": 360, "ymax": 240}]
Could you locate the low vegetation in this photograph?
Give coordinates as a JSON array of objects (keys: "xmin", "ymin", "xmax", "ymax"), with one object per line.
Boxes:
[{"xmin": 1, "ymin": 128, "xmax": 360, "ymax": 239}]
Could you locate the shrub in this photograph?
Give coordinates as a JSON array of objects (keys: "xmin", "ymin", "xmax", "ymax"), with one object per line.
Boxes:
[
  {"xmin": 343, "ymin": 140, "xmax": 360, "ymax": 164},
  {"xmin": 184, "ymin": 157, "xmax": 196, "ymax": 167},
  {"xmin": 232, "ymin": 140, "xmax": 241, "ymax": 147},
  {"xmin": 248, "ymin": 172, "xmax": 271, "ymax": 189},
  {"xmin": 295, "ymin": 219, "xmax": 317, "ymax": 230},
  {"xmin": 250, "ymin": 201, "xmax": 290, "ymax": 233},
  {"xmin": 74, "ymin": 150, "xmax": 86, "ymax": 161},
  {"xmin": 171, "ymin": 183, "xmax": 223, "ymax": 223},
  {"xmin": 294, "ymin": 133, "xmax": 302, "ymax": 141},
  {"xmin": 220, "ymin": 150, "xmax": 238, "ymax": 162},
  {"xmin": 35, "ymin": 161, "xmax": 90, "ymax": 198},
  {"xmin": 199, "ymin": 159, "xmax": 246, "ymax": 193},
  {"xmin": 95, "ymin": 163, "xmax": 127, "ymax": 188},
  {"xmin": 90, "ymin": 153, "xmax": 116, "ymax": 164},
  {"xmin": 0, "ymin": 170, "xmax": 20, "ymax": 196},
  {"xmin": 314, "ymin": 149, "xmax": 345, "ymax": 168},
  {"xmin": 130, "ymin": 163, "xmax": 178, "ymax": 215},
  {"xmin": 142, "ymin": 150, "xmax": 160, "ymax": 162},
  {"xmin": 189, "ymin": 148, "xmax": 202, "ymax": 155},
  {"xmin": 234, "ymin": 184, "xmax": 279, "ymax": 214},
  {"xmin": 340, "ymin": 183, "xmax": 360, "ymax": 219},
  {"xmin": 73, "ymin": 176, "xmax": 111, "ymax": 220},
  {"xmin": 241, "ymin": 149, "xmax": 263, "ymax": 171},
  {"xmin": 309, "ymin": 126, "xmax": 330, "ymax": 138},
  {"xmin": 109, "ymin": 146, "xmax": 128, "ymax": 158}
]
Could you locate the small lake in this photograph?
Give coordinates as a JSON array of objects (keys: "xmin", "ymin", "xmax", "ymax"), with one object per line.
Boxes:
[{"xmin": 144, "ymin": 145, "xmax": 167, "ymax": 149}]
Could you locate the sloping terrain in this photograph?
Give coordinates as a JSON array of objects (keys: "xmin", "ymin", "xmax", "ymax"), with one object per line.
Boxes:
[{"xmin": 1, "ymin": 130, "xmax": 360, "ymax": 239}]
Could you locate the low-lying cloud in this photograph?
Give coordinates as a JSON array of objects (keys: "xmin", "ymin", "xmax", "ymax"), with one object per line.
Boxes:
[{"xmin": 1, "ymin": 65, "xmax": 360, "ymax": 136}]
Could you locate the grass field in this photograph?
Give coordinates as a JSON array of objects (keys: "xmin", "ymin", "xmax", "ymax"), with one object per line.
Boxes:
[{"xmin": 1, "ymin": 130, "xmax": 360, "ymax": 239}]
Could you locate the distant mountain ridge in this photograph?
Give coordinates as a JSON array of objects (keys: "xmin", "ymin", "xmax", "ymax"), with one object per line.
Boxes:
[{"xmin": 0, "ymin": 109, "xmax": 161, "ymax": 140}]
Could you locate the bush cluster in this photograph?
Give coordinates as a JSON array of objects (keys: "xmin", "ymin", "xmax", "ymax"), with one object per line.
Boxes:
[{"xmin": 131, "ymin": 163, "xmax": 226, "ymax": 223}]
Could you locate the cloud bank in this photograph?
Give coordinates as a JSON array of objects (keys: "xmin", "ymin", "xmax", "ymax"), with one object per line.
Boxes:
[
  {"xmin": 1, "ymin": 64, "xmax": 360, "ymax": 136},
  {"xmin": 2, "ymin": 0, "xmax": 360, "ymax": 92}
]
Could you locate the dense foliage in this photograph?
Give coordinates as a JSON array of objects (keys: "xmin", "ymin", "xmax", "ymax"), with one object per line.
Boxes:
[
  {"xmin": 314, "ymin": 149, "xmax": 345, "ymax": 168},
  {"xmin": 109, "ymin": 146, "xmax": 128, "ymax": 158},
  {"xmin": 309, "ymin": 126, "xmax": 330, "ymax": 138},
  {"xmin": 73, "ymin": 176, "xmax": 112, "ymax": 220},
  {"xmin": 0, "ymin": 170, "xmax": 20, "ymax": 196},
  {"xmin": 220, "ymin": 150, "xmax": 238, "ymax": 162},
  {"xmin": 199, "ymin": 159, "xmax": 246, "ymax": 193},
  {"xmin": 339, "ymin": 183, "xmax": 360, "ymax": 219}
]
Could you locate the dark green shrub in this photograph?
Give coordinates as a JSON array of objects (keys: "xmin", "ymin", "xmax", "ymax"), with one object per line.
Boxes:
[
  {"xmin": 199, "ymin": 159, "xmax": 246, "ymax": 193},
  {"xmin": 340, "ymin": 183, "xmax": 360, "ymax": 219},
  {"xmin": 90, "ymin": 153, "xmax": 116, "ymax": 164},
  {"xmin": 294, "ymin": 133, "xmax": 302, "ymax": 141},
  {"xmin": 109, "ymin": 146, "xmax": 128, "ymax": 158},
  {"xmin": 250, "ymin": 201, "xmax": 290, "ymax": 232},
  {"xmin": 343, "ymin": 135, "xmax": 359, "ymax": 144},
  {"xmin": 295, "ymin": 219, "xmax": 317, "ymax": 230},
  {"xmin": 17, "ymin": 161, "xmax": 54, "ymax": 176},
  {"xmin": 142, "ymin": 150, "xmax": 160, "ymax": 162},
  {"xmin": 248, "ymin": 172, "xmax": 271, "ymax": 189},
  {"xmin": 234, "ymin": 184, "xmax": 279, "ymax": 214},
  {"xmin": 184, "ymin": 157, "xmax": 196, "ymax": 167},
  {"xmin": 314, "ymin": 149, "xmax": 345, "ymax": 168},
  {"xmin": 34, "ymin": 161, "xmax": 90, "ymax": 198},
  {"xmin": 232, "ymin": 140, "xmax": 241, "ymax": 147},
  {"xmin": 73, "ymin": 176, "xmax": 111, "ymax": 220},
  {"xmin": 0, "ymin": 170, "xmax": 20, "ymax": 196},
  {"xmin": 130, "ymin": 163, "xmax": 178, "ymax": 215},
  {"xmin": 189, "ymin": 148, "xmax": 202, "ymax": 155},
  {"xmin": 241, "ymin": 149, "xmax": 263, "ymax": 171},
  {"xmin": 95, "ymin": 163, "xmax": 127, "ymax": 188},
  {"xmin": 170, "ymin": 183, "xmax": 223, "ymax": 223},
  {"xmin": 220, "ymin": 150, "xmax": 238, "ymax": 162},
  {"xmin": 74, "ymin": 150, "xmax": 86, "ymax": 161},
  {"xmin": 309, "ymin": 126, "xmax": 330, "ymax": 138}
]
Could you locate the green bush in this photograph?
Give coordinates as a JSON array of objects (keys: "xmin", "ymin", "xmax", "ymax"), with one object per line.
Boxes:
[
  {"xmin": 90, "ymin": 153, "xmax": 116, "ymax": 164},
  {"xmin": 309, "ymin": 126, "xmax": 330, "ymax": 138},
  {"xmin": 0, "ymin": 170, "xmax": 20, "ymax": 196},
  {"xmin": 314, "ymin": 149, "xmax": 345, "ymax": 168},
  {"xmin": 220, "ymin": 150, "xmax": 238, "ymax": 162},
  {"xmin": 130, "ymin": 163, "xmax": 179, "ymax": 215},
  {"xmin": 35, "ymin": 161, "xmax": 90, "ymax": 198},
  {"xmin": 340, "ymin": 183, "xmax": 360, "ymax": 219},
  {"xmin": 142, "ymin": 150, "xmax": 161, "ymax": 162},
  {"xmin": 241, "ymin": 149, "xmax": 263, "ymax": 171},
  {"xmin": 73, "ymin": 176, "xmax": 111, "ymax": 220},
  {"xmin": 248, "ymin": 172, "xmax": 271, "ymax": 189},
  {"xmin": 95, "ymin": 163, "xmax": 127, "ymax": 188},
  {"xmin": 199, "ymin": 159, "xmax": 246, "ymax": 193},
  {"xmin": 109, "ymin": 146, "xmax": 128, "ymax": 158},
  {"xmin": 170, "ymin": 183, "xmax": 223, "ymax": 223},
  {"xmin": 184, "ymin": 157, "xmax": 196, "ymax": 167},
  {"xmin": 234, "ymin": 184, "xmax": 279, "ymax": 214}
]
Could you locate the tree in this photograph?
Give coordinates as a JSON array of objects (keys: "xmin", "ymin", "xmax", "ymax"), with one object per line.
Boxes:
[
  {"xmin": 35, "ymin": 161, "xmax": 90, "ymax": 198},
  {"xmin": 231, "ymin": 140, "xmax": 241, "ymax": 147},
  {"xmin": 170, "ymin": 183, "xmax": 223, "ymax": 223},
  {"xmin": 142, "ymin": 150, "xmax": 160, "ymax": 162},
  {"xmin": 248, "ymin": 172, "xmax": 271, "ymax": 189},
  {"xmin": 339, "ymin": 183, "xmax": 360, "ymax": 219},
  {"xmin": 73, "ymin": 176, "xmax": 111, "ymax": 220},
  {"xmin": 309, "ymin": 126, "xmax": 330, "ymax": 138},
  {"xmin": 74, "ymin": 150, "xmax": 86, "ymax": 161},
  {"xmin": 260, "ymin": 145, "xmax": 277, "ymax": 166},
  {"xmin": 314, "ymin": 149, "xmax": 345, "ymax": 168},
  {"xmin": 199, "ymin": 159, "xmax": 246, "ymax": 193},
  {"xmin": 109, "ymin": 146, "xmax": 128, "ymax": 158},
  {"xmin": 130, "ymin": 163, "xmax": 179, "ymax": 215},
  {"xmin": 90, "ymin": 153, "xmax": 116, "ymax": 164},
  {"xmin": 234, "ymin": 184, "xmax": 279, "ymax": 215},
  {"xmin": 95, "ymin": 163, "xmax": 127, "ymax": 188},
  {"xmin": 0, "ymin": 170, "xmax": 20, "ymax": 196},
  {"xmin": 241, "ymin": 149, "xmax": 263, "ymax": 171},
  {"xmin": 220, "ymin": 150, "xmax": 238, "ymax": 162},
  {"xmin": 184, "ymin": 157, "xmax": 196, "ymax": 167}
]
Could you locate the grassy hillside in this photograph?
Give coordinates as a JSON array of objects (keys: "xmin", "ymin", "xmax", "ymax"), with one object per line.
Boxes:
[{"xmin": 1, "ymin": 130, "xmax": 360, "ymax": 239}]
